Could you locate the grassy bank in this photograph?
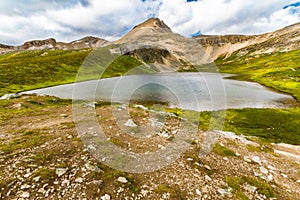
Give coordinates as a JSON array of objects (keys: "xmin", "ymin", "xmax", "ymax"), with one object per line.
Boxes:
[
  {"xmin": 0, "ymin": 50, "xmax": 91, "ymax": 95},
  {"xmin": 168, "ymin": 107, "xmax": 300, "ymax": 145},
  {"xmin": 0, "ymin": 49, "xmax": 143, "ymax": 96},
  {"xmin": 216, "ymin": 49, "xmax": 300, "ymax": 101}
]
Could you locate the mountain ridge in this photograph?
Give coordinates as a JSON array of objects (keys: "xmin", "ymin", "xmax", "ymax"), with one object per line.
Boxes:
[{"xmin": 1, "ymin": 18, "xmax": 300, "ymax": 61}]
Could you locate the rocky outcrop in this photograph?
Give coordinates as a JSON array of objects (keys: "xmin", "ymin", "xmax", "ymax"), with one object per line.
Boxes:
[
  {"xmin": 193, "ymin": 22, "xmax": 300, "ymax": 59},
  {"xmin": 0, "ymin": 37, "xmax": 110, "ymax": 53},
  {"xmin": 132, "ymin": 17, "xmax": 172, "ymax": 33},
  {"xmin": 125, "ymin": 48, "xmax": 175, "ymax": 64},
  {"xmin": 22, "ymin": 38, "xmax": 57, "ymax": 50},
  {"xmin": 1, "ymin": 18, "xmax": 300, "ymax": 62},
  {"xmin": 0, "ymin": 44, "xmax": 15, "ymax": 54},
  {"xmin": 194, "ymin": 35, "xmax": 255, "ymax": 46},
  {"xmin": 116, "ymin": 18, "xmax": 211, "ymax": 66}
]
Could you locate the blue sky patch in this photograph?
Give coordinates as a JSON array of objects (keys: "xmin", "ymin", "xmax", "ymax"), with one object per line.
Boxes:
[
  {"xmin": 283, "ymin": 2, "xmax": 300, "ymax": 9},
  {"xmin": 189, "ymin": 30, "xmax": 202, "ymax": 37}
]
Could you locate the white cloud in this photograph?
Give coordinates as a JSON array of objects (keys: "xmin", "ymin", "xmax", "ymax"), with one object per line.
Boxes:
[
  {"xmin": 0, "ymin": 0, "xmax": 299, "ymax": 45},
  {"xmin": 157, "ymin": 0, "xmax": 300, "ymax": 35}
]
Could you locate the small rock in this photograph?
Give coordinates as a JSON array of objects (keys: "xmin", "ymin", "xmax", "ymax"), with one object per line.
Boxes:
[
  {"xmin": 124, "ymin": 119, "xmax": 137, "ymax": 127},
  {"xmin": 223, "ymin": 157, "xmax": 229, "ymax": 161},
  {"xmin": 53, "ymin": 181, "xmax": 59, "ymax": 185},
  {"xmin": 267, "ymin": 165, "xmax": 276, "ymax": 171},
  {"xmin": 92, "ymin": 180, "xmax": 103, "ymax": 186},
  {"xmin": 243, "ymin": 156, "xmax": 252, "ymax": 163},
  {"xmin": 204, "ymin": 165, "xmax": 211, "ymax": 171},
  {"xmin": 260, "ymin": 167, "xmax": 268, "ymax": 174},
  {"xmin": 85, "ymin": 163, "xmax": 103, "ymax": 173},
  {"xmin": 117, "ymin": 177, "xmax": 128, "ymax": 184},
  {"xmin": 196, "ymin": 189, "xmax": 202, "ymax": 196},
  {"xmin": 101, "ymin": 194, "xmax": 111, "ymax": 200},
  {"xmin": 244, "ymin": 184, "xmax": 257, "ymax": 193},
  {"xmin": 217, "ymin": 188, "xmax": 231, "ymax": 196},
  {"xmin": 13, "ymin": 103, "xmax": 22, "ymax": 109},
  {"xmin": 38, "ymin": 188, "xmax": 45, "ymax": 194},
  {"xmin": 75, "ymin": 177, "xmax": 83, "ymax": 183},
  {"xmin": 205, "ymin": 175, "xmax": 212, "ymax": 182},
  {"xmin": 252, "ymin": 156, "xmax": 261, "ymax": 165},
  {"xmin": 32, "ymin": 176, "xmax": 40, "ymax": 182},
  {"xmin": 61, "ymin": 180, "xmax": 70, "ymax": 186},
  {"xmin": 187, "ymin": 158, "xmax": 193, "ymax": 161},
  {"xmin": 60, "ymin": 114, "xmax": 68, "ymax": 117},
  {"xmin": 281, "ymin": 173, "xmax": 288, "ymax": 178},
  {"xmin": 21, "ymin": 184, "xmax": 31, "ymax": 190},
  {"xmin": 20, "ymin": 191, "xmax": 30, "ymax": 198},
  {"xmin": 67, "ymin": 135, "xmax": 73, "ymax": 139},
  {"xmin": 267, "ymin": 174, "xmax": 273, "ymax": 181},
  {"xmin": 235, "ymin": 152, "xmax": 241, "ymax": 156},
  {"xmin": 117, "ymin": 187, "xmax": 124, "ymax": 193},
  {"xmin": 24, "ymin": 173, "xmax": 31, "ymax": 178},
  {"xmin": 56, "ymin": 168, "xmax": 68, "ymax": 177},
  {"xmin": 202, "ymin": 186, "xmax": 209, "ymax": 193},
  {"xmin": 296, "ymin": 180, "xmax": 300, "ymax": 184},
  {"xmin": 141, "ymin": 189, "xmax": 148, "ymax": 197}
]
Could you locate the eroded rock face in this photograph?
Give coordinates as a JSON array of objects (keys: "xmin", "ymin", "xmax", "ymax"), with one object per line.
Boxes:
[
  {"xmin": 132, "ymin": 17, "xmax": 172, "ymax": 32},
  {"xmin": 125, "ymin": 48, "xmax": 172, "ymax": 64},
  {"xmin": 194, "ymin": 35, "xmax": 255, "ymax": 46},
  {"xmin": 22, "ymin": 38, "xmax": 57, "ymax": 50},
  {"xmin": 1, "ymin": 18, "xmax": 300, "ymax": 62},
  {"xmin": 193, "ymin": 22, "xmax": 300, "ymax": 59},
  {"xmin": 0, "ymin": 44, "xmax": 15, "ymax": 54}
]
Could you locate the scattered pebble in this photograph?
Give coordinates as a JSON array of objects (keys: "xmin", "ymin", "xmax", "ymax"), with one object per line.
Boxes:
[
  {"xmin": 217, "ymin": 188, "xmax": 231, "ymax": 196},
  {"xmin": 243, "ymin": 156, "xmax": 252, "ymax": 163},
  {"xmin": 196, "ymin": 189, "xmax": 202, "ymax": 196},
  {"xmin": 75, "ymin": 177, "xmax": 83, "ymax": 183},
  {"xmin": 244, "ymin": 184, "xmax": 257, "ymax": 193},
  {"xmin": 61, "ymin": 180, "xmax": 70, "ymax": 187},
  {"xmin": 56, "ymin": 168, "xmax": 68, "ymax": 177},
  {"xmin": 251, "ymin": 156, "xmax": 261, "ymax": 165},
  {"xmin": 117, "ymin": 177, "xmax": 128, "ymax": 184},
  {"xmin": 20, "ymin": 191, "xmax": 30, "ymax": 198},
  {"xmin": 101, "ymin": 194, "xmax": 111, "ymax": 200},
  {"xmin": 21, "ymin": 184, "xmax": 31, "ymax": 190},
  {"xmin": 281, "ymin": 173, "xmax": 288, "ymax": 178},
  {"xmin": 124, "ymin": 119, "xmax": 137, "ymax": 127},
  {"xmin": 204, "ymin": 165, "xmax": 211, "ymax": 171},
  {"xmin": 260, "ymin": 166, "xmax": 268, "ymax": 174},
  {"xmin": 205, "ymin": 175, "xmax": 212, "ymax": 182}
]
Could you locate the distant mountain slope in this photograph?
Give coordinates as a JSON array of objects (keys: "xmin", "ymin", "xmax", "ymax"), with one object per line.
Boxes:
[
  {"xmin": 115, "ymin": 18, "xmax": 212, "ymax": 68},
  {"xmin": 194, "ymin": 22, "xmax": 300, "ymax": 59},
  {"xmin": 1, "ymin": 18, "xmax": 300, "ymax": 63},
  {"xmin": 0, "ymin": 36, "xmax": 110, "ymax": 54}
]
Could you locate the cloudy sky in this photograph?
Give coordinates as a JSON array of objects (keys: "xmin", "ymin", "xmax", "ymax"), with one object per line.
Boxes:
[{"xmin": 1, "ymin": 0, "xmax": 299, "ymax": 45}]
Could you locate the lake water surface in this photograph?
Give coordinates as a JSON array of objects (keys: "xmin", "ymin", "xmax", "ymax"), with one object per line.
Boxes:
[{"xmin": 24, "ymin": 72, "xmax": 296, "ymax": 111}]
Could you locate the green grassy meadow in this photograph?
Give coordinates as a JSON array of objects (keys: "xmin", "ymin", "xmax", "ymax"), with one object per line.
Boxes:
[
  {"xmin": 216, "ymin": 49, "xmax": 300, "ymax": 101},
  {"xmin": 0, "ymin": 48, "xmax": 299, "ymax": 145}
]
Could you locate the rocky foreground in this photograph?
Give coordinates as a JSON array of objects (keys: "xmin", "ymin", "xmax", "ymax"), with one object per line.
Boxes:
[{"xmin": 0, "ymin": 95, "xmax": 300, "ymax": 200}]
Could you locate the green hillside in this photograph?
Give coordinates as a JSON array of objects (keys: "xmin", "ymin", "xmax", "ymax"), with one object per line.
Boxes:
[
  {"xmin": 0, "ymin": 49, "xmax": 143, "ymax": 96},
  {"xmin": 216, "ymin": 49, "xmax": 300, "ymax": 101}
]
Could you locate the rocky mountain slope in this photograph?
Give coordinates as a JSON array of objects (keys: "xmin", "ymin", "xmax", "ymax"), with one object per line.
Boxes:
[
  {"xmin": 115, "ymin": 18, "xmax": 211, "ymax": 67},
  {"xmin": 1, "ymin": 18, "xmax": 300, "ymax": 63},
  {"xmin": 194, "ymin": 22, "xmax": 300, "ymax": 59},
  {"xmin": 0, "ymin": 36, "xmax": 109, "ymax": 54}
]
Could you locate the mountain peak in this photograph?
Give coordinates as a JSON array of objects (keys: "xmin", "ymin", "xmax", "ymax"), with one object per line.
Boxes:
[{"xmin": 133, "ymin": 18, "xmax": 172, "ymax": 32}]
